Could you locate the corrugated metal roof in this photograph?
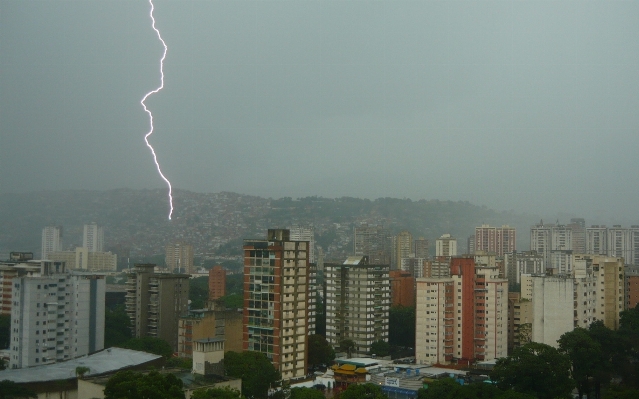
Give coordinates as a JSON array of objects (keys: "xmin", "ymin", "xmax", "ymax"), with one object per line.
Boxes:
[{"xmin": 0, "ymin": 348, "xmax": 161, "ymax": 383}]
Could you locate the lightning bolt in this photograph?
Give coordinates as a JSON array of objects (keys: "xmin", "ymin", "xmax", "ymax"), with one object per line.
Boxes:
[{"xmin": 141, "ymin": 0, "xmax": 173, "ymax": 220}]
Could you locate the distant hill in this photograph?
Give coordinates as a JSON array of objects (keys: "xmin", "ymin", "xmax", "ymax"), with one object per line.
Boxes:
[{"xmin": 0, "ymin": 189, "xmax": 539, "ymax": 260}]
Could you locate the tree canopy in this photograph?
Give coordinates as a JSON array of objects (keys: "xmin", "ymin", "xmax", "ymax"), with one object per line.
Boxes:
[
  {"xmin": 338, "ymin": 383, "xmax": 387, "ymax": 399},
  {"xmin": 389, "ymin": 306, "xmax": 415, "ymax": 348},
  {"xmin": 118, "ymin": 337, "xmax": 173, "ymax": 358},
  {"xmin": 191, "ymin": 386, "xmax": 244, "ymax": 399},
  {"xmin": 558, "ymin": 327, "xmax": 603, "ymax": 399},
  {"xmin": 308, "ymin": 334, "xmax": 335, "ymax": 369},
  {"xmin": 190, "ymin": 276, "xmax": 209, "ymax": 309},
  {"xmin": 339, "ymin": 339, "xmax": 355, "ymax": 358},
  {"xmin": 0, "ymin": 380, "xmax": 37, "ymax": 399},
  {"xmin": 490, "ymin": 342, "xmax": 574, "ymax": 399},
  {"xmin": 369, "ymin": 340, "xmax": 391, "ymax": 357},
  {"xmin": 104, "ymin": 304, "xmax": 132, "ymax": 348},
  {"xmin": 103, "ymin": 370, "xmax": 185, "ymax": 399},
  {"xmin": 289, "ymin": 387, "xmax": 325, "ymax": 399},
  {"xmin": 224, "ymin": 351, "xmax": 280, "ymax": 399},
  {"xmin": 417, "ymin": 378, "xmax": 535, "ymax": 399}
]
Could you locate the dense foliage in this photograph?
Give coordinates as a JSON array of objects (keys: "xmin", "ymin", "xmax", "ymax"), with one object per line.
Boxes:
[
  {"xmin": 224, "ymin": 351, "xmax": 280, "ymax": 399},
  {"xmin": 118, "ymin": 337, "xmax": 174, "ymax": 358},
  {"xmin": 190, "ymin": 276, "xmax": 209, "ymax": 309},
  {"xmin": 0, "ymin": 315, "xmax": 10, "ymax": 350},
  {"xmin": 417, "ymin": 378, "xmax": 535, "ymax": 399},
  {"xmin": 369, "ymin": 340, "xmax": 391, "ymax": 357},
  {"xmin": 191, "ymin": 386, "xmax": 244, "ymax": 399},
  {"xmin": 338, "ymin": 383, "xmax": 387, "ymax": 399},
  {"xmin": 308, "ymin": 334, "xmax": 335, "ymax": 369},
  {"xmin": 289, "ymin": 387, "xmax": 325, "ymax": 399},
  {"xmin": 104, "ymin": 304, "xmax": 132, "ymax": 348},
  {"xmin": 490, "ymin": 342, "xmax": 574, "ymax": 399},
  {"xmin": 389, "ymin": 306, "xmax": 415, "ymax": 348},
  {"xmin": 0, "ymin": 380, "xmax": 37, "ymax": 399},
  {"xmin": 103, "ymin": 370, "xmax": 184, "ymax": 399}
]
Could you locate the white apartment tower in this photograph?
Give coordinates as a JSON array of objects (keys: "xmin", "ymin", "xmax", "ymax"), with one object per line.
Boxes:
[
  {"xmin": 289, "ymin": 225, "xmax": 316, "ymax": 264},
  {"xmin": 586, "ymin": 226, "xmax": 608, "ymax": 256},
  {"xmin": 416, "ymin": 257, "xmax": 508, "ymax": 366},
  {"xmin": 325, "ymin": 256, "xmax": 390, "ymax": 357},
  {"xmin": 435, "ymin": 234, "xmax": 457, "ymax": 258},
  {"xmin": 83, "ymin": 223, "xmax": 104, "ymax": 253},
  {"xmin": 9, "ymin": 261, "xmax": 105, "ymax": 368},
  {"xmin": 41, "ymin": 226, "xmax": 63, "ymax": 260}
]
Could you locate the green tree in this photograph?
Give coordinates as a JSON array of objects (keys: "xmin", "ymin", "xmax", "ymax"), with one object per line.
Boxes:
[
  {"xmin": 0, "ymin": 380, "xmax": 37, "ymax": 399},
  {"xmin": 339, "ymin": 339, "xmax": 355, "ymax": 358},
  {"xmin": 289, "ymin": 387, "xmax": 324, "ymax": 399},
  {"xmin": 0, "ymin": 315, "xmax": 10, "ymax": 349},
  {"xmin": 0, "ymin": 358, "xmax": 6, "ymax": 371},
  {"xmin": 190, "ymin": 276, "xmax": 209, "ymax": 309},
  {"xmin": 308, "ymin": 334, "xmax": 335, "ymax": 369},
  {"xmin": 389, "ymin": 306, "xmax": 415, "ymax": 348},
  {"xmin": 369, "ymin": 340, "xmax": 391, "ymax": 357},
  {"xmin": 338, "ymin": 383, "xmax": 387, "ymax": 399},
  {"xmin": 224, "ymin": 351, "xmax": 280, "ymax": 399},
  {"xmin": 75, "ymin": 366, "xmax": 91, "ymax": 378},
  {"xmin": 558, "ymin": 327, "xmax": 603, "ymax": 399},
  {"xmin": 220, "ymin": 294, "xmax": 243, "ymax": 309},
  {"xmin": 417, "ymin": 378, "xmax": 462, "ymax": 399},
  {"xmin": 104, "ymin": 304, "xmax": 132, "ymax": 348},
  {"xmin": 103, "ymin": 370, "xmax": 185, "ymax": 399},
  {"xmin": 118, "ymin": 337, "xmax": 173, "ymax": 358},
  {"xmin": 191, "ymin": 386, "xmax": 243, "ymax": 399},
  {"xmin": 490, "ymin": 342, "xmax": 574, "ymax": 399}
]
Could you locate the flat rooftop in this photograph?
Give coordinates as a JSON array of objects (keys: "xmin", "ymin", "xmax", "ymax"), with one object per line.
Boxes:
[{"xmin": 0, "ymin": 348, "xmax": 161, "ymax": 383}]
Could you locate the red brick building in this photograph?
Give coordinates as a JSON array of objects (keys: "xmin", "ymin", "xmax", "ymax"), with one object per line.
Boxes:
[
  {"xmin": 389, "ymin": 270, "xmax": 415, "ymax": 307},
  {"xmin": 208, "ymin": 265, "xmax": 226, "ymax": 300}
]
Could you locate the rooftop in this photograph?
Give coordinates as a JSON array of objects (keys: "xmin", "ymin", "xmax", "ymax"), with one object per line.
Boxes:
[{"xmin": 0, "ymin": 348, "xmax": 161, "ymax": 383}]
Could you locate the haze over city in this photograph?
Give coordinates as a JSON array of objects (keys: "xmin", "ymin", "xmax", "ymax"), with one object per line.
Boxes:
[{"xmin": 1, "ymin": 1, "xmax": 638, "ymax": 222}]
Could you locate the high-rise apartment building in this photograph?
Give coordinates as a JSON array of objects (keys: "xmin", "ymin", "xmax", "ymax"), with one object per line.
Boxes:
[
  {"xmin": 435, "ymin": 234, "xmax": 457, "ymax": 258},
  {"xmin": 607, "ymin": 226, "xmax": 632, "ymax": 261},
  {"xmin": 125, "ymin": 264, "xmax": 189, "ymax": 351},
  {"xmin": 423, "ymin": 259, "xmax": 450, "ymax": 278},
  {"xmin": 530, "ymin": 222, "xmax": 552, "ymax": 265},
  {"xmin": 568, "ymin": 218, "xmax": 586, "ymax": 254},
  {"xmin": 504, "ymin": 251, "xmax": 544, "ymax": 287},
  {"xmin": 208, "ymin": 265, "xmax": 226, "ymax": 300},
  {"xmin": 0, "ymin": 253, "xmax": 41, "ymax": 316},
  {"xmin": 177, "ymin": 307, "xmax": 242, "ymax": 358},
  {"xmin": 416, "ymin": 256, "xmax": 508, "ymax": 366},
  {"xmin": 507, "ymin": 292, "xmax": 533, "ymax": 353},
  {"xmin": 475, "ymin": 225, "xmax": 516, "ymax": 256},
  {"xmin": 289, "ymin": 225, "xmax": 316, "ymax": 264},
  {"xmin": 414, "ymin": 238, "xmax": 429, "ymax": 259},
  {"xmin": 586, "ymin": 226, "xmax": 608, "ymax": 256},
  {"xmin": 165, "ymin": 241, "xmax": 194, "ymax": 274},
  {"xmin": 325, "ymin": 256, "xmax": 390, "ymax": 357},
  {"xmin": 625, "ymin": 266, "xmax": 639, "ymax": 310},
  {"xmin": 83, "ymin": 223, "xmax": 104, "ymax": 253},
  {"xmin": 243, "ymin": 229, "xmax": 309, "ymax": 380},
  {"xmin": 467, "ymin": 235, "xmax": 475, "ymax": 255},
  {"xmin": 354, "ymin": 224, "xmax": 391, "ymax": 265},
  {"xmin": 394, "ymin": 231, "xmax": 413, "ymax": 270},
  {"xmin": 9, "ymin": 261, "xmax": 105, "ymax": 368},
  {"xmin": 41, "ymin": 226, "xmax": 63, "ymax": 260}
]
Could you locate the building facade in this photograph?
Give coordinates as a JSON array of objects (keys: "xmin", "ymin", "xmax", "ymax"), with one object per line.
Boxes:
[
  {"xmin": 475, "ymin": 225, "xmax": 516, "ymax": 257},
  {"xmin": 243, "ymin": 229, "xmax": 309, "ymax": 380},
  {"xmin": 289, "ymin": 225, "xmax": 316, "ymax": 264},
  {"xmin": 354, "ymin": 224, "xmax": 391, "ymax": 265},
  {"xmin": 394, "ymin": 231, "xmax": 413, "ymax": 270},
  {"xmin": 208, "ymin": 265, "xmax": 226, "ymax": 300},
  {"xmin": 177, "ymin": 308, "xmax": 242, "ymax": 358},
  {"xmin": 0, "ymin": 254, "xmax": 41, "ymax": 316},
  {"xmin": 415, "ymin": 256, "xmax": 508, "ymax": 366},
  {"xmin": 435, "ymin": 234, "xmax": 457, "ymax": 258},
  {"xmin": 165, "ymin": 241, "xmax": 194, "ymax": 274},
  {"xmin": 9, "ymin": 261, "xmax": 105, "ymax": 368},
  {"xmin": 41, "ymin": 226, "xmax": 62, "ymax": 260},
  {"xmin": 49, "ymin": 247, "xmax": 117, "ymax": 272},
  {"xmin": 83, "ymin": 223, "xmax": 104, "ymax": 253},
  {"xmin": 504, "ymin": 251, "xmax": 544, "ymax": 287},
  {"xmin": 125, "ymin": 264, "xmax": 189, "ymax": 352},
  {"xmin": 325, "ymin": 256, "xmax": 390, "ymax": 357},
  {"xmin": 389, "ymin": 270, "xmax": 415, "ymax": 307}
]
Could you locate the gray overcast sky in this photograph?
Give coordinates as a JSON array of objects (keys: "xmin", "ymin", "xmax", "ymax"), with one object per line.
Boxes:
[{"xmin": 1, "ymin": 1, "xmax": 638, "ymax": 221}]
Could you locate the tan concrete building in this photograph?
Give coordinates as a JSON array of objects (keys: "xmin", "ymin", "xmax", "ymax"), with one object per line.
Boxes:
[
  {"xmin": 49, "ymin": 247, "xmax": 117, "ymax": 272},
  {"xmin": 507, "ymin": 292, "xmax": 533, "ymax": 353},
  {"xmin": 435, "ymin": 234, "xmax": 457, "ymax": 258},
  {"xmin": 177, "ymin": 307, "xmax": 242, "ymax": 358},
  {"xmin": 243, "ymin": 229, "xmax": 309, "ymax": 380},
  {"xmin": 394, "ymin": 231, "xmax": 413, "ymax": 270},
  {"xmin": 125, "ymin": 264, "xmax": 190, "ymax": 352},
  {"xmin": 166, "ymin": 241, "xmax": 194, "ymax": 274}
]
